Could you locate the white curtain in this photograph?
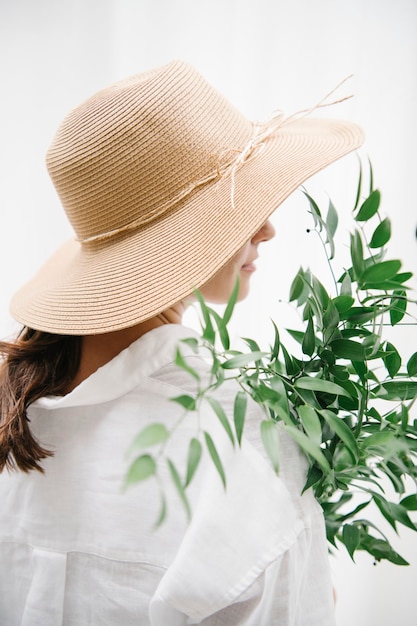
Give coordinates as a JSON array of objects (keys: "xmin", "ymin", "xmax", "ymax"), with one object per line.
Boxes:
[{"xmin": 1, "ymin": 1, "xmax": 416, "ymax": 624}]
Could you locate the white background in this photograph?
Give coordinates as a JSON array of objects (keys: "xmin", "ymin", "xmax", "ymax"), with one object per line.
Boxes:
[{"xmin": 1, "ymin": 1, "xmax": 416, "ymax": 624}]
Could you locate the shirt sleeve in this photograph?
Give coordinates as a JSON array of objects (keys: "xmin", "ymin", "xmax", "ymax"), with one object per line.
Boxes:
[
  {"xmin": 148, "ymin": 413, "xmax": 309, "ymax": 625},
  {"xmin": 148, "ymin": 346, "xmax": 336, "ymax": 626}
]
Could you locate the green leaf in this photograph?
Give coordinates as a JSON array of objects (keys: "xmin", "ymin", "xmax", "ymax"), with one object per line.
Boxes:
[
  {"xmin": 175, "ymin": 347, "xmax": 200, "ymax": 381},
  {"xmin": 302, "ymin": 315, "xmax": 315, "ymax": 357},
  {"xmin": 210, "ymin": 309, "xmax": 230, "ymax": 350},
  {"xmin": 330, "ymin": 339, "xmax": 365, "ymax": 361},
  {"xmin": 377, "ymin": 381, "xmax": 417, "ymax": 401},
  {"xmin": 368, "ymin": 158, "xmax": 374, "ymax": 194},
  {"xmin": 242, "ymin": 337, "xmax": 261, "ymax": 352},
  {"xmin": 204, "ymin": 431, "xmax": 227, "ymax": 488},
  {"xmin": 206, "ymin": 396, "xmax": 235, "ymax": 447},
  {"xmin": 326, "ymin": 199, "xmax": 338, "ymax": 238},
  {"xmin": 180, "ymin": 337, "xmax": 199, "ymax": 352},
  {"xmin": 303, "ymin": 464, "xmax": 323, "ymax": 492},
  {"xmin": 303, "ymin": 190, "xmax": 322, "ymax": 226},
  {"xmin": 341, "ymin": 500, "xmax": 371, "ymax": 522},
  {"xmin": 340, "ymin": 271, "xmax": 352, "ymax": 296},
  {"xmin": 125, "ymin": 454, "xmax": 156, "ymax": 486},
  {"xmin": 128, "ymin": 423, "xmax": 169, "ymax": 453},
  {"xmin": 407, "ymin": 352, "xmax": 417, "ymax": 377},
  {"xmin": 340, "ymin": 306, "xmax": 376, "ymax": 324},
  {"xmin": 153, "ymin": 493, "xmax": 167, "ymax": 528},
  {"xmin": 373, "ymin": 495, "xmax": 416, "ymax": 532},
  {"xmin": 283, "ymin": 424, "xmax": 332, "ymax": 474},
  {"xmin": 324, "ymin": 199, "xmax": 338, "ymax": 259},
  {"xmin": 202, "ymin": 321, "xmax": 216, "ymax": 344},
  {"xmin": 371, "ymin": 497, "xmax": 396, "ymax": 531},
  {"xmin": 331, "ymin": 364, "xmax": 349, "ymax": 381},
  {"xmin": 260, "ymin": 419, "xmax": 280, "ymax": 473},
  {"xmin": 355, "ymin": 189, "xmax": 381, "ymax": 221},
  {"xmin": 400, "ymin": 494, "xmax": 417, "ymax": 511},
  {"xmin": 172, "ymin": 395, "xmax": 196, "ymax": 411},
  {"xmin": 294, "ymin": 376, "xmax": 352, "ymax": 398},
  {"xmin": 360, "ymin": 534, "xmax": 409, "ymax": 566},
  {"xmin": 167, "ymin": 459, "xmax": 191, "ymax": 520},
  {"xmin": 271, "ymin": 320, "xmax": 281, "ymax": 360},
  {"xmin": 361, "ymin": 260, "xmax": 402, "ymax": 284},
  {"xmin": 370, "ymin": 217, "xmax": 391, "ymax": 248},
  {"xmin": 392, "ymin": 272, "xmax": 413, "ymax": 285},
  {"xmin": 286, "ymin": 329, "xmax": 305, "ymax": 345},
  {"xmin": 194, "ymin": 290, "xmax": 216, "ymax": 344},
  {"xmin": 319, "ymin": 349, "xmax": 336, "ymax": 367},
  {"xmin": 311, "ymin": 276, "xmax": 330, "ymax": 310},
  {"xmin": 221, "ymin": 351, "xmax": 266, "ymax": 369},
  {"xmin": 350, "ymin": 230, "xmax": 365, "ymax": 279},
  {"xmin": 361, "ymin": 280, "xmax": 410, "ymax": 291},
  {"xmin": 384, "ymin": 341, "xmax": 401, "ymax": 378},
  {"xmin": 281, "ymin": 344, "xmax": 298, "ymax": 376},
  {"xmin": 185, "ymin": 438, "xmax": 203, "ymax": 487},
  {"xmin": 335, "ymin": 380, "xmax": 359, "ymax": 407},
  {"xmin": 333, "ymin": 445, "xmax": 356, "ymax": 472},
  {"xmin": 342, "ymin": 524, "xmax": 361, "ymax": 560},
  {"xmin": 223, "ymin": 277, "xmax": 240, "ymax": 325},
  {"xmin": 289, "ymin": 267, "xmax": 305, "ymax": 302},
  {"xmin": 400, "ymin": 404, "xmax": 409, "ymax": 431},
  {"xmin": 322, "ymin": 301, "xmax": 340, "ymax": 336},
  {"xmin": 353, "ymin": 159, "xmax": 362, "ymax": 210},
  {"xmin": 234, "ymin": 391, "xmax": 247, "ymax": 446},
  {"xmin": 333, "ymin": 295, "xmax": 354, "ymax": 314},
  {"xmin": 298, "ymin": 405, "xmax": 322, "ymax": 446},
  {"xmin": 362, "ymin": 430, "xmax": 398, "ymax": 451},
  {"xmin": 352, "ymin": 359, "xmax": 367, "ymax": 383},
  {"xmin": 210, "ymin": 353, "xmax": 225, "ymax": 386},
  {"xmin": 390, "ymin": 289, "xmax": 407, "ymax": 325},
  {"xmin": 320, "ymin": 409, "xmax": 360, "ymax": 463},
  {"xmin": 268, "ymin": 377, "xmax": 294, "ymax": 425}
]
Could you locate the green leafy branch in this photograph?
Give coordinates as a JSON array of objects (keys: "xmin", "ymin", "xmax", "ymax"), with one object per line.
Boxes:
[
  {"xmin": 123, "ymin": 280, "xmax": 252, "ymax": 525},
  {"xmin": 126, "ymin": 161, "xmax": 417, "ymax": 565}
]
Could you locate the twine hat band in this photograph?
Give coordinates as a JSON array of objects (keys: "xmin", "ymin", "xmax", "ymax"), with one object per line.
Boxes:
[
  {"xmin": 10, "ymin": 60, "xmax": 364, "ymax": 334},
  {"xmin": 78, "ymin": 114, "xmax": 280, "ymax": 245}
]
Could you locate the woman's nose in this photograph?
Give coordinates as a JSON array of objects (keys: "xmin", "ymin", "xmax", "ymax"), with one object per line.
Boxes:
[{"xmin": 252, "ymin": 220, "xmax": 276, "ymax": 244}]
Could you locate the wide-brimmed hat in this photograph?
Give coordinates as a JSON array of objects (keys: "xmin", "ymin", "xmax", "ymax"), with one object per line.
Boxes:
[{"xmin": 10, "ymin": 60, "xmax": 364, "ymax": 335}]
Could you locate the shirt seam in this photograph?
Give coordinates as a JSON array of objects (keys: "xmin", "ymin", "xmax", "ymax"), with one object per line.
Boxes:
[{"xmin": 0, "ymin": 539, "xmax": 169, "ymax": 570}]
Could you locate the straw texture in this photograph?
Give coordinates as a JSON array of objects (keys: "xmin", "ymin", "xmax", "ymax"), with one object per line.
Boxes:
[{"xmin": 10, "ymin": 60, "xmax": 364, "ymax": 334}]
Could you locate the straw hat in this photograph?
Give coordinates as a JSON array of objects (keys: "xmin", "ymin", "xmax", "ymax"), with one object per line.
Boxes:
[{"xmin": 10, "ymin": 60, "xmax": 364, "ymax": 335}]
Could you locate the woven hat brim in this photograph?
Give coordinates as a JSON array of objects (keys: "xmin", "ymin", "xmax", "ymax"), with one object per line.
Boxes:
[{"xmin": 10, "ymin": 117, "xmax": 364, "ymax": 334}]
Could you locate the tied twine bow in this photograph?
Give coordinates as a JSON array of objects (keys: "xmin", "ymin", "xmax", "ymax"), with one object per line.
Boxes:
[
  {"xmin": 227, "ymin": 73, "xmax": 354, "ymax": 209},
  {"xmin": 80, "ymin": 75, "xmax": 354, "ymax": 245}
]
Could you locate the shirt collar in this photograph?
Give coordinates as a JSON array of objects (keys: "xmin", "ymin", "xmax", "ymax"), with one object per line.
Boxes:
[{"xmin": 31, "ymin": 324, "xmax": 199, "ymax": 410}]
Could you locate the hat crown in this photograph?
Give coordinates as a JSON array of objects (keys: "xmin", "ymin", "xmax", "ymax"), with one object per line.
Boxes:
[{"xmin": 46, "ymin": 61, "xmax": 252, "ymax": 242}]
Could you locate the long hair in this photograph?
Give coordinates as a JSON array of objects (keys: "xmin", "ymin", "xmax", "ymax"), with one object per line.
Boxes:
[{"xmin": 0, "ymin": 327, "xmax": 82, "ymax": 473}]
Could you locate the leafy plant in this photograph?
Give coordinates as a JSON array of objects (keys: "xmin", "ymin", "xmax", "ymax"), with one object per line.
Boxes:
[{"xmin": 126, "ymin": 161, "xmax": 417, "ymax": 565}]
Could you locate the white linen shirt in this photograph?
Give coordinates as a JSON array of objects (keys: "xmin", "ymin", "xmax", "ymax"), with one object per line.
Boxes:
[{"xmin": 0, "ymin": 324, "xmax": 336, "ymax": 625}]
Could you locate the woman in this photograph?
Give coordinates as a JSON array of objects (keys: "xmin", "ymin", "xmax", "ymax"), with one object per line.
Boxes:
[{"xmin": 0, "ymin": 60, "xmax": 363, "ymax": 624}]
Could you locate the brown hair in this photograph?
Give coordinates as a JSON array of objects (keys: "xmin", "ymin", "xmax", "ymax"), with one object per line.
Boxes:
[{"xmin": 0, "ymin": 327, "xmax": 82, "ymax": 473}]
